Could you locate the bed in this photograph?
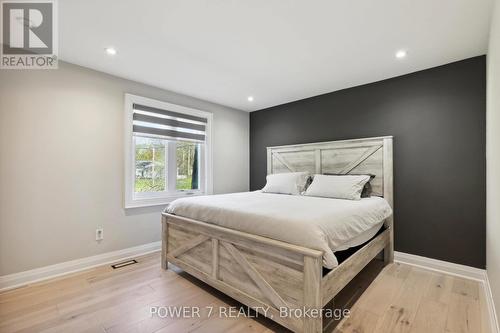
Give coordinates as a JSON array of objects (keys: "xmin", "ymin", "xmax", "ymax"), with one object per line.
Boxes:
[{"xmin": 161, "ymin": 136, "xmax": 394, "ymax": 333}]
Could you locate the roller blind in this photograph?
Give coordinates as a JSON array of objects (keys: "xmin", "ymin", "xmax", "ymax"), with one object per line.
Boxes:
[{"xmin": 132, "ymin": 103, "xmax": 208, "ymax": 142}]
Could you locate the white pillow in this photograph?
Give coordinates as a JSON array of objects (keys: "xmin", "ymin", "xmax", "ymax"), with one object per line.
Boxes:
[
  {"xmin": 262, "ymin": 172, "xmax": 310, "ymax": 195},
  {"xmin": 304, "ymin": 174, "xmax": 371, "ymax": 200}
]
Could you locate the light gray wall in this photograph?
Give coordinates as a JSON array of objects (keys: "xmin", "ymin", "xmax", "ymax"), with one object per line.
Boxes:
[
  {"xmin": 0, "ymin": 62, "xmax": 249, "ymax": 275},
  {"xmin": 487, "ymin": 0, "xmax": 500, "ymax": 320}
]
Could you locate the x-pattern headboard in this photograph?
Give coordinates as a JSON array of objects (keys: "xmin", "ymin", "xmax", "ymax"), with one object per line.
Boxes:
[{"xmin": 266, "ymin": 136, "xmax": 393, "ymax": 201}]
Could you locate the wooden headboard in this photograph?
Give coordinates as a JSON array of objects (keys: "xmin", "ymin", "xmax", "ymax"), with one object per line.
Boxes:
[{"xmin": 266, "ymin": 136, "xmax": 393, "ymax": 201}]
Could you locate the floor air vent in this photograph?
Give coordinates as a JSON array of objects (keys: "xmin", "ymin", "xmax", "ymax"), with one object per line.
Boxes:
[{"xmin": 111, "ymin": 259, "xmax": 138, "ymax": 269}]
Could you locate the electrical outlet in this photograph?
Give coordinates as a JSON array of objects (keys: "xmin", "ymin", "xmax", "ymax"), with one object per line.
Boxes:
[{"xmin": 96, "ymin": 228, "xmax": 104, "ymax": 241}]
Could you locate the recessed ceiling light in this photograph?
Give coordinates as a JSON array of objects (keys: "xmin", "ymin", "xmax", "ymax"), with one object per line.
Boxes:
[
  {"xmin": 105, "ymin": 47, "xmax": 117, "ymax": 56},
  {"xmin": 247, "ymin": 96, "xmax": 254, "ymax": 102},
  {"xmin": 395, "ymin": 50, "xmax": 407, "ymax": 59}
]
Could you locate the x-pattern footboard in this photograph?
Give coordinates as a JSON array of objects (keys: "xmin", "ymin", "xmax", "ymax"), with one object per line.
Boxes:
[{"xmin": 162, "ymin": 213, "xmax": 324, "ymax": 332}]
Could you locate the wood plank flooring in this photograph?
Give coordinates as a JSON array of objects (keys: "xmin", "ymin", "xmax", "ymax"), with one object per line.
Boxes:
[{"xmin": 0, "ymin": 252, "xmax": 490, "ymax": 333}]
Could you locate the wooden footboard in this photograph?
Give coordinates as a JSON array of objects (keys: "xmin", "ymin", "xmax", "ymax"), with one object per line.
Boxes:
[
  {"xmin": 162, "ymin": 213, "xmax": 325, "ymax": 332},
  {"xmin": 161, "ymin": 212, "xmax": 391, "ymax": 333}
]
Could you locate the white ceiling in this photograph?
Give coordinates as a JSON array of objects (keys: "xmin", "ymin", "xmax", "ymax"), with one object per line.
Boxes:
[{"xmin": 60, "ymin": 0, "xmax": 493, "ymax": 112}]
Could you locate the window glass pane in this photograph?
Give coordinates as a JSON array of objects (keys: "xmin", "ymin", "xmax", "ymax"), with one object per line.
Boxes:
[
  {"xmin": 176, "ymin": 141, "xmax": 200, "ymax": 190},
  {"xmin": 134, "ymin": 137, "xmax": 166, "ymax": 192}
]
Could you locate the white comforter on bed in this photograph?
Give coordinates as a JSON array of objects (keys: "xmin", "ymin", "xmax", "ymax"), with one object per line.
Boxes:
[{"xmin": 166, "ymin": 191, "xmax": 392, "ymax": 268}]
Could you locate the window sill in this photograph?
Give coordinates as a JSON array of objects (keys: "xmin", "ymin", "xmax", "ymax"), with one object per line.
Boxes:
[{"xmin": 125, "ymin": 192, "xmax": 206, "ymax": 209}]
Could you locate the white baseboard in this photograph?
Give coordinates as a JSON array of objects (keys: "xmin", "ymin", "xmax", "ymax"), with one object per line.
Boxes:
[
  {"xmin": 0, "ymin": 241, "xmax": 161, "ymax": 292},
  {"xmin": 394, "ymin": 251, "xmax": 486, "ymax": 281},
  {"xmin": 485, "ymin": 273, "xmax": 500, "ymax": 333},
  {"xmin": 395, "ymin": 251, "xmax": 499, "ymax": 333}
]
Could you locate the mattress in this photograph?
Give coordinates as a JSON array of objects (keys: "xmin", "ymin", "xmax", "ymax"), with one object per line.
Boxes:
[{"xmin": 166, "ymin": 191, "xmax": 392, "ymax": 268}]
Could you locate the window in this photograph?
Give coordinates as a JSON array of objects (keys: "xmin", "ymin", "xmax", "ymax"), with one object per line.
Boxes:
[
  {"xmin": 124, "ymin": 94, "xmax": 212, "ymax": 208},
  {"xmin": 134, "ymin": 137, "xmax": 166, "ymax": 193}
]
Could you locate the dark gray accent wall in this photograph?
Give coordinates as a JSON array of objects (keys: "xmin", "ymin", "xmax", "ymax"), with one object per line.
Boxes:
[{"xmin": 250, "ymin": 56, "xmax": 486, "ymax": 268}]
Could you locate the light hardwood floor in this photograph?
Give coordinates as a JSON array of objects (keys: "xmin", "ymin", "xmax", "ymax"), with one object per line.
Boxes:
[{"xmin": 0, "ymin": 252, "xmax": 490, "ymax": 333}]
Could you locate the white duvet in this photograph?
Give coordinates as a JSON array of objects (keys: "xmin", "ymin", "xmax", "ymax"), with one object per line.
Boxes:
[{"xmin": 166, "ymin": 191, "xmax": 392, "ymax": 268}]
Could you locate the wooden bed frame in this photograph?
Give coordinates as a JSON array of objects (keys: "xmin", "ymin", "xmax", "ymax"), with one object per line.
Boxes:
[{"xmin": 161, "ymin": 136, "xmax": 394, "ymax": 333}]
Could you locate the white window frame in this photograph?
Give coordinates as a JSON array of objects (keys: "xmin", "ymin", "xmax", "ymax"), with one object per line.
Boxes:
[{"xmin": 124, "ymin": 94, "xmax": 213, "ymax": 208}]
